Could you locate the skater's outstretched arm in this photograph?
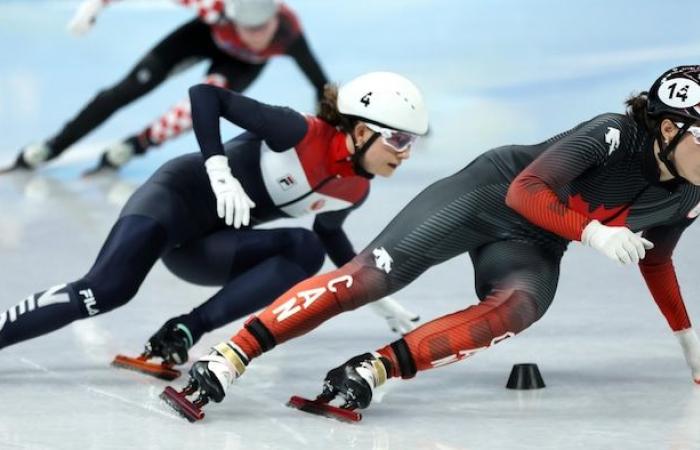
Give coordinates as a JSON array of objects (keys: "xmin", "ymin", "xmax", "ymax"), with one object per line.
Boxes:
[
  {"xmin": 640, "ymin": 220, "xmax": 693, "ymax": 331},
  {"xmin": 67, "ymin": 0, "xmax": 232, "ymax": 37},
  {"xmin": 67, "ymin": 0, "xmax": 114, "ymax": 36},
  {"xmin": 287, "ymin": 34, "xmax": 330, "ymax": 100},
  {"xmin": 639, "ymin": 220, "xmax": 700, "ymax": 382}
]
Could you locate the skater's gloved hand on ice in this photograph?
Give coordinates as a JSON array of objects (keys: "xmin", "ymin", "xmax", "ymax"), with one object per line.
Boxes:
[
  {"xmin": 67, "ymin": 0, "xmax": 104, "ymax": 36},
  {"xmin": 368, "ymin": 296, "xmax": 419, "ymax": 335},
  {"xmin": 205, "ymin": 155, "xmax": 256, "ymax": 228},
  {"xmin": 676, "ymin": 328, "xmax": 700, "ymax": 384},
  {"xmin": 581, "ymin": 220, "xmax": 654, "ymax": 265},
  {"xmin": 189, "ymin": 342, "xmax": 248, "ymax": 403}
]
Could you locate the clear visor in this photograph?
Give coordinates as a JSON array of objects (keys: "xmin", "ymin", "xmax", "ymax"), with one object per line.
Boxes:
[
  {"xmin": 364, "ymin": 122, "xmax": 418, "ymax": 152},
  {"xmin": 675, "ymin": 122, "xmax": 700, "ymax": 144}
]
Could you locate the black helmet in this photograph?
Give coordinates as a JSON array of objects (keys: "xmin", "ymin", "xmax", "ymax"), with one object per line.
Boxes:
[{"xmin": 647, "ymin": 65, "xmax": 700, "ymax": 179}]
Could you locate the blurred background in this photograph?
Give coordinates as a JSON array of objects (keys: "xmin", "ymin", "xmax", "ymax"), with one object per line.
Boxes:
[{"xmin": 1, "ymin": 1, "xmax": 700, "ymax": 449}]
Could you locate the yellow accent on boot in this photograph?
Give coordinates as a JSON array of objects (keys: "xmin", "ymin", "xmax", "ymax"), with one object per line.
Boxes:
[
  {"xmin": 214, "ymin": 342, "xmax": 247, "ymax": 376},
  {"xmin": 370, "ymin": 352, "xmax": 388, "ymax": 387}
]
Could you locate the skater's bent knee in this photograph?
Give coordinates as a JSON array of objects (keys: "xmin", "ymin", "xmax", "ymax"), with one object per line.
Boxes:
[{"xmin": 283, "ymin": 229, "xmax": 325, "ymax": 276}]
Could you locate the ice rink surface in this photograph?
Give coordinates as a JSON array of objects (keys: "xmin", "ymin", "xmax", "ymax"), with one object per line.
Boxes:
[{"xmin": 2, "ymin": 1, "xmax": 700, "ymax": 449}]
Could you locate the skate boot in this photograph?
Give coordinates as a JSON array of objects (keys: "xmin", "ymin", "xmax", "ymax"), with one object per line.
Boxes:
[
  {"xmin": 112, "ymin": 317, "xmax": 194, "ymax": 380},
  {"xmin": 288, "ymin": 352, "xmax": 392, "ymax": 422},
  {"xmin": 83, "ymin": 134, "xmax": 148, "ymax": 176},
  {"xmin": 0, "ymin": 142, "xmax": 52, "ymax": 173},
  {"xmin": 145, "ymin": 318, "xmax": 194, "ymax": 365},
  {"xmin": 161, "ymin": 341, "xmax": 249, "ymax": 422}
]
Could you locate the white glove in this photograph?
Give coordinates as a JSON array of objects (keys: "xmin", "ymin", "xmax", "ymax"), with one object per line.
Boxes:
[
  {"xmin": 67, "ymin": 0, "xmax": 104, "ymax": 36},
  {"xmin": 368, "ymin": 296, "xmax": 420, "ymax": 335},
  {"xmin": 204, "ymin": 155, "xmax": 255, "ymax": 228},
  {"xmin": 676, "ymin": 328, "xmax": 700, "ymax": 384},
  {"xmin": 581, "ymin": 220, "xmax": 654, "ymax": 265}
]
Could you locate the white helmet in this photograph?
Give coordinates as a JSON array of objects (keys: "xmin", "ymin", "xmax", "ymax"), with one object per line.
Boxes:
[
  {"xmin": 225, "ymin": 0, "xmax": 279, "ymax": 27},
  {"xmin": 337, "ymin": 72, "xmax": 429, "ymax": 135}
]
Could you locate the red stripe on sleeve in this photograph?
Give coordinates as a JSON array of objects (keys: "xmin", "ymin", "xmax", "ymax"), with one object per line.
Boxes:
[{"xmin": 506, "ymin": 168, "xmax": 591, "ymax": 241}]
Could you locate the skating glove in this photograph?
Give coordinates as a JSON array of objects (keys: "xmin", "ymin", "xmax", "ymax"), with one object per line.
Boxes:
[
  {"xmin": 581, "ymin": 220, "xmax": 654, "ymax": 265},
  {"xmin": 189, "ymin": 342, "xmax": 248, "ymax": 403},
  {"xmin": 67, "ymin": 0, "xmax": 104, "ymax": 36},
  {"xmin": 676, "ymin": 328, "xmax": 700, "ymax": 383},
  {"xmin": 204, "ymin": 155, "xmax": 256, "ymax": 228},
  {"xmin": 368, "ymin": 296, "xmax": 420, "ymax": 335}
]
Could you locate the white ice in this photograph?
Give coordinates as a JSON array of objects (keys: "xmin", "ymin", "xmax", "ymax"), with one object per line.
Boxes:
[{"xmin": 1, "ymin": 1, "xmax": 700, "ymax": 449}]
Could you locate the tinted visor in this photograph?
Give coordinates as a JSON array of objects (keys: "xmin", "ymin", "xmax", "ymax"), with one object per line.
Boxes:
[{"xmin": 365, "ymin": 122, "xmax": 418, "ymax": 152}]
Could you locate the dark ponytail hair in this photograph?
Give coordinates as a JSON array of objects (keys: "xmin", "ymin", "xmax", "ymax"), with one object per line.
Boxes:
[
  {"xmin": 317, "ymin": 83, "xmax": 359, "ymax": 134},
  {"xmin": 625, "ymin": 91, "xmax": 658, "ymax": 132}
]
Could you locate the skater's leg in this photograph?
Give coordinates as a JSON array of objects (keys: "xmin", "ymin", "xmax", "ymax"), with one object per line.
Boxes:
[
  {"xmin": 36, "ymin": 20, "xmax": 211, "ymax": 161},
  {"xmin": 0, "ymin": 216, "xmax": 167, "ymax": 349},
  {"xmin": 377, "ymin": 240, "xmax": 561, "ymax": 378},
  {"xmin": 228, "ymin": 165, "xmax": 505, "ymax": 359},
  {"xmin": 313, "ymin": 240, "xmax": 562, "ymax": 410},
  {"xmin": 151, "ymin": 228, "xmax": 325, "ymax": 359}
]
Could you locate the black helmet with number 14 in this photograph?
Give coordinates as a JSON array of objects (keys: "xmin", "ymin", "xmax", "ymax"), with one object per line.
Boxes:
[{"xmin": 647, "ymin": 65, "xmax": 700, "ymax": 178}]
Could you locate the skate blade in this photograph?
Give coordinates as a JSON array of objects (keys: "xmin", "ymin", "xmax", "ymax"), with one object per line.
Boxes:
[
  {"xmin": 112, "ymin": 354, "xmax": 181, "ymax": 381},
  {"xmin": 287, "ymin": 396, "xmax": 362, "ymax": 423},
  {"xmin": 160, "ymin": 386, "xmax": 205, "ymax": 422},
  {"xmin": 82, "ymin": 164, "xmax": 117, "ymax": 178},
  {"xmin": 0, "ymin": 163, "xmax": 26, "ymax": 174}
]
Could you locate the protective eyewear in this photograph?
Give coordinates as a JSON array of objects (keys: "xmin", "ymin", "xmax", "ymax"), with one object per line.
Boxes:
[
  {"xmin": 676, "ymin": 122, "xmax": 700, "ymax": 144},
  {"xmin": 364, "ymin": 122, "xmax": 418, "ymax": 152}
]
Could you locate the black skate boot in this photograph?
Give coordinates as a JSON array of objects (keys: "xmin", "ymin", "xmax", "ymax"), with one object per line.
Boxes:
[
  {"xmin": 320, "ymin": 352, "xmax": 391, "ymax": 409},
  {"xmin": 145, "ymin": 318, "xmax": 194, "ymax": 365},
  {"xmin": 0, "ymin": 142, "xmax": 52, "ymax": 174},
  {"xmin": 112, "ymin": 317, "xmax": 194, "ymax": 380},
  {"xmin": 288, "ymin": 353, "xmax": 392, "ymax": 422}
]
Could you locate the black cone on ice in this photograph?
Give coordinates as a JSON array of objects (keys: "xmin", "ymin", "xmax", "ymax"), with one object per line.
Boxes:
[{"xmin": 506, "ymin": 363, "xmax": 545, "ymax": 390}]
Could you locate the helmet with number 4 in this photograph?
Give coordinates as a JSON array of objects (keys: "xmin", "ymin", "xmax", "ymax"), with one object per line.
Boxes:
[
  {"xmin": 337, "ymin": 72, "xmax": 429, "ymax": 135},
  {"xmin": 648, "ymin": 65, "xmax": 700, "ymax": 123}
]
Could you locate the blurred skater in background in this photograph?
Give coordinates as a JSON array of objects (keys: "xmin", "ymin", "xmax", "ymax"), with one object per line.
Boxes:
[{"xmin": 2, "ymin": 0, "xmax": 328, "ymax": 175}]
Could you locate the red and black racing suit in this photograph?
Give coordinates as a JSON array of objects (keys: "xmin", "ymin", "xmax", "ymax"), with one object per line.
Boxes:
[{"xmin": 230, "ymin": 112, "xmax": 700, "ymax": 379}]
